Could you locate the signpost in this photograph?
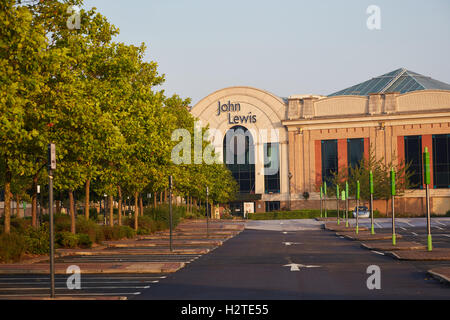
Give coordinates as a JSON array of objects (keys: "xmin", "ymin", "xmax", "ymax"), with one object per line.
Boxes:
[
  {"xmin": 423, "ymin": 147, "xmax": 432, "ymax": 251},
  {"xmin": 370, "ymin": 170, "xmax": 375, "ymax": 235},
  {"xmin": 391, "ymin": 168, "xmax": 397, "ymax": 246},
  {"xmin": 356, "ymin": 180, "xmax": 360, "ymax": 234},
  {"xmin": 206, "ymin": 186, "xmax": 209, "ymax": 238},
  {"xmin": 169, "ymin": 176, "xmax": 173, "ymax": 252},
  {"xmin": 48, "ymin": 144, "xmax": 56, "ymax": 298}
]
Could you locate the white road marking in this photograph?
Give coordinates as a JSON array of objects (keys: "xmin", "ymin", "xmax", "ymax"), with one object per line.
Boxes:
[
  {"xmin": 283, "ymin": 242, "xmax": 302, "ymax": 246},
  {"xmin": 0, "ymin": 286, "xmax": 150, "ymax": 291},
  {"xmin": 371, "ymin": 251, "xmax": 385, "ymax": 256},
  {"xmin": 435, "ymin": 221, "xmax": 446, "ymax": 226},
  {"xmin": 435, "ymin": 226, "xmax": 444, "ymax": 231},
  {"xmin": 411, "ymin": 232, "xmax": 418, "ymax": 236},
  {"xmin": 283, "ymin": 264, "xmax": 321, "ymax": 272},
  {"xmin": 400, "ymin": 227, "xmax": 407, "ymax": 231}
]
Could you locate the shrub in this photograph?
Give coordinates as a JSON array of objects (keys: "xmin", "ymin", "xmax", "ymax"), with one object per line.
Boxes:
[
  {"xmin": 77, "ymin": 233, "xmax": 93, "ymax": 248},
  {"xmin": 76, "ymin": 218, "xmax": 104, "ymax": 244},
  {"xmin": 56, "ymin": 232, "xmax": 79, "ymax": 249},
  {"xmin": 23, "ymin": 225, "xmax": 50, "ymax": 255},
  {"xmin": 0, "ymin": 233, "xmax": 26, "ymax": 263}
]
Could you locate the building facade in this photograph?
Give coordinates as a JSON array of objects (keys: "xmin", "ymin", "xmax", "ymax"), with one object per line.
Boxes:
[{"xmin": 191, "ymin": 69, "xmax": 450, "ymax": 215}]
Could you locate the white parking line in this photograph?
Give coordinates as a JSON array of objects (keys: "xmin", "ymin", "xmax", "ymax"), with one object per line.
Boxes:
[
  {"xmin": 400, "ymin": 227, "xmax": 407, "ymax": 231},
  {"xmin": 371, "ymin": 251, "xmax": 385, "ymax": 256},
  {"xmin": 0, "ymin": 292, "xmax": 140, "ymax": 297},
  {"xmin": 0, "ymin": 286, "xmax": 151, "ymax": 291},
  {"xmin": 411, "ymin": 232, "xmax": 419, "ymax": 236}
]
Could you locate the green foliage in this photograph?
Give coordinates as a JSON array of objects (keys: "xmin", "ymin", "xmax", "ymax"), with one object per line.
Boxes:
[
  {"xmin": 22, "ymin": 224, "xmax": 50, "ymax": 255},
  {"xmin": 56, "ymin": 231, "xmax": 79, "ymax": 249},
  {"xmin": 76, "ymin": 218, "xmax": 104, "ymax": 244},
  {"xmin": 327, "ymin": 151, "xmax": 415, "ymax": 201},
  {"xmin": 0, "ymin": 233, "xmax": 26, "ymax": 263}
]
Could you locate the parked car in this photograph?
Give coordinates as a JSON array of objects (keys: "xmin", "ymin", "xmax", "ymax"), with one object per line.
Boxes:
[{"xmin": 353, "ymin": 206, "xmax": 370, "ymax": 218}]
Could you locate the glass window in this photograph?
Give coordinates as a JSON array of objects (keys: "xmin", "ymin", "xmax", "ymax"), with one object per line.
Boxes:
[
  {"xmin": 404, "ymin": 136, "xmax": 423, "ymax": 189},
  {"xmin": 322, "ymin": 140, "xmax": 338, "ymax": 186},
  {"xmin": 223, "ymin": 126, "xmax": 255, "ymax": 194},
  {"xmin": 264, "ymin": 143, "xmax": 280, "ymax": 194},
  {"xmin": 265, "ymin": 201, "xmax": 280, "ymax": 212},
  {"xmin": 433, "ymin": 134, "xmax": 450, "ymax": 189},
  {"xmin": 347, "ymin": 138, "xmax": 364, "ymax": 169}
]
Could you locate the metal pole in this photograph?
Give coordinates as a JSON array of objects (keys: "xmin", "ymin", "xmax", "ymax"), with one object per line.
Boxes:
[
  {"xmin": 49, "ymin": 172, "xmax": 55, "ymax": 298},
  {"xmin": 426, "ymin": 184, "xmax": 431, "ymax": 250},
  {"xmin": 169, "ymin": 176, "xmax": 173, "ymax": 252},
  {"xmin": 370, "ymin": 170, "xmax": 375, "ymax": 235},
  {"xmin": 48, "ymin": 143, "xmax": 56, "ymax": 299},
  {"xmin": 356, "ymin": 180, "xmax": 360, "ymax": 234},
  {"xmin": 206, "ymin": 187, "xmax": 209, "ymax": 238},
  {"xmin": 324, "ymin": 182, "xmax": 327, "ymax": 218}
]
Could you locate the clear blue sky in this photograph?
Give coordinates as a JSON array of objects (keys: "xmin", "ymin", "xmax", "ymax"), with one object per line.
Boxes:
[{"xmin": 83, "ymin": 0, "xmax": 450, "ymax": 105}]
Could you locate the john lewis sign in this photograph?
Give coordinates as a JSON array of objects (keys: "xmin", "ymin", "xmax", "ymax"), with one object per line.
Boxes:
[{"xmin": 217, "ymin": 101, "xmax": 257, "ymax": 124}]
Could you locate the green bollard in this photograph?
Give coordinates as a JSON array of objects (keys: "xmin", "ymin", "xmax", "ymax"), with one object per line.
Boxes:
[
  {"xmin": 345, "ymin": 182, "xmax": 349, "ymax": 228},
  {"xmin": 356, "ymin": 180, "xmax": 360, "ymax": 235},
  {"xmin": 391, "ymin": 168, "xmax": 396, "ymax": 246},
  {"xmin": 320, "ymin": 186, "xmax": 323, "ymax": 218},
  {"xmin": 370, "ymin": 170, "xmax": 375, "ymax": 235},
  {"xmin": 336, "ymin": 184, "xmax": 340, "ymax": 225},
  {"xmin": 424, "ymin": 147, "xmax": 432, "ymax": 251}
]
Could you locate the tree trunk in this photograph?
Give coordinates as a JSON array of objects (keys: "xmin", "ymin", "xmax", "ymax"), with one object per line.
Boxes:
[
  {"xmin": 139, "ymin": 196, "xmax": 144, "ymax": 217},
  {"xmin": 31, "ymin": 175, "xmax": 38, "ymax": 228},
  {"xmin": 134, "ymin": 192, "xmax": 139, "ymax": 231},
  {"xmin": 109, "ymin": 195, "xmax": 114, "ymax": 227},
  {"xmin": 3, "ymin": 170, "xmax": 12, "ymax": 234},
  {"xmin": 69, "ymin": 190, "xmax": 76, "ymax": 234},
  {"xmin": 118, "ymin": 186, "xmax": 122, "ymax": 226},
  {"xmin": 153, "ymin": 192, "xmax": 157, "ymax": 208},
  {"xmin": 159, "ymin": 191, "xmax": 163, "ymax": 205},
  {"xmin": 85, "ymin": 179, "xmax": 90, "ymax": 220}
]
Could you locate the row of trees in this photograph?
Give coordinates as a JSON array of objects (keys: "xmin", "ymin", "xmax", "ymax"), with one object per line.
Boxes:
[{"xmin": 0, "ymin": 0, "xmax": 238, "ymax": 234}]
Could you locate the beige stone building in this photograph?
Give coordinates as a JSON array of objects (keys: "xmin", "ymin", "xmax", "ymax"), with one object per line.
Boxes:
[{"xmin": 191, "ymin": 68, "xmax": 450, "ymax": 216}]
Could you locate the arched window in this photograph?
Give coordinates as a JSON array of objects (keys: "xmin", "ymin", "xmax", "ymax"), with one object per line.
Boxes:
[{"xmin": 223, "ymin": 126, "xmax": 255, "ymax": 194}]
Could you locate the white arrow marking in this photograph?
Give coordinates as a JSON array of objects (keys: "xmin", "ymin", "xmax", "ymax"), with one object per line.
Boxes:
[
  {"xmin": 283, "ymin": 264, "xmax": 321, "ymax": 272},
  {"xmin": 283, "ymin": 242, "xmax": 302, "ymax": 246}
]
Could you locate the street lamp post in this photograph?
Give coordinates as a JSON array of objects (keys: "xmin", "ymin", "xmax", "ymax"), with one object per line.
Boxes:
[
  {"xmin": 103, "ymin": 194, "xmax": 107, "ymax": 226},
  {"xmin": 37, "ymin": 185, "xmax": 41, "ymax": 228},
  {"xmin": 169, "ymin": 176, "xmax": 173, "ymax": 252},
  {"xmin": 48, "ymin": 144, "xmax": 56, "ymax": 299},
  {"xmin": 206, "ymin": 186, "xmax": 209, "ymax": 238}
]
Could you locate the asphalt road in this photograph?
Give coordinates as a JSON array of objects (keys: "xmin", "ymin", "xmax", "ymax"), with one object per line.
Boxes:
[{"xmin": 136, "ymin": 219, "xmax": 450, "ymax": 300}]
